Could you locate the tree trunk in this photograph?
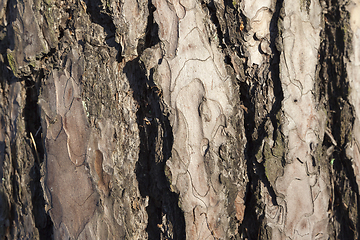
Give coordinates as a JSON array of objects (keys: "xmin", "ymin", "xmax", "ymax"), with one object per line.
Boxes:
[{"xmin": 0, "ymin": 0, "xmax": 359, "ymax": 239}]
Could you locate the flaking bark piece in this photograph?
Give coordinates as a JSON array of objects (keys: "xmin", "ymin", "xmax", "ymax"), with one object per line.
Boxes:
[
  {"xmin": 276, "ymin": 158, "xmax": 314, "ymax": 238},
  {"xmin": 97, "ymin": 119, "xmax": 116, "ymax": 174},
  {"xmin": 39, "ymin": 99, "xmax": 63, "ymax": 141},
  {"xmin": 180, "ymin": 0, "xmax": 196, "ymax": 10},
  {"xmin": 169, "ymin": 0, "xmax": 186, "ymax": 18},
  {"xmin": 45, "ymin": 128, "xmax": 97, "ymax": 239},
  {"xmin": 8, "ymin": 0, "xmax": 50, "ymax": 76},
  {"xmin": 110, "ymin": 0, "xmax": 149, "ymax": 59},
  {"xmin": 153, "ymin": 0, "xmax": 179, "ymax": 59},
  {"xmin": 63, "ymin": 97, "xmax": 90, "ymax": 166},
  {"xmin": 176, "ymin": 79, "xmax": 210, "ymax": 197},
  {"xmin": 262, "ymin": 0, "xmax": 330, "ymax": 238},
  {"xmin": 63, "ymin": 77, "xmax": 75, "ymax": 110},
  {"xmin": 94, "ymin": 150, "xmax": 110, "ymax": 196},
  {"xmin": 172, "ymin": 109, "xmax": 190, "ymax": 167},
  {"xmin": 153, "ymin": 0, "xmax": 245, "ymax": 237},
  {"xmin": 169, "ymin": 27, "xmax": 212, "ymax": 88}
]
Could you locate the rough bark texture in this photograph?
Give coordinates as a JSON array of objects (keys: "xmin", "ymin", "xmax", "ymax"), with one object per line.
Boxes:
[{"xmin": 0, "ymin": 0, "xmax": 359, "ymax": 239}]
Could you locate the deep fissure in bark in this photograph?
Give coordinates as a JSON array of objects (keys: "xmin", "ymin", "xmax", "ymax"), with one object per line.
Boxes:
[
  {"xmin": 237, "ymin": 0, "xmax": 284, "ymax": 238},
  {"xmin": 84, "ymin": 0, "xmax": 122, "ymax": 60},
  {"xmin": 24, "ymin": 73, "xmax": 53, "ymax": 239},
  {"xmin": 9, "ymin": 134, "xmax": 18, "ymax": 236},
  {"xmin": 144, "ymin": 1, "xmax": 160, "ymax": 49},
  {"xmin": 268, "ymin": 0, "xmax": 284, "ymax": 132},
  {"xmin": 122, "ymin": 2, "xmax": 186, "ymax": 237},
  {"xmin": 84, "ymin": 0, "xmax": 116, "ymax": 35},
  {"xmin": 203, "ymin": 0, "xmax": 227, "ymax": 50},
  {"xmin": 124, "ymin": 56, "xmax": 186, "ymax": 239},
  {"xmin": 319, "ymin": 0, "xmax": 358, "ymax": 237}
]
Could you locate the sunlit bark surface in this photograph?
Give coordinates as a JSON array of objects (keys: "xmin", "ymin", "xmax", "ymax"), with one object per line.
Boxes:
[
  {"xmin": 0, "ymin": 0, "xmax": 359, "ymax": 239},
  {"xmin": 152, "ymin": 0, "xmax": 247, "ymax": 238}
]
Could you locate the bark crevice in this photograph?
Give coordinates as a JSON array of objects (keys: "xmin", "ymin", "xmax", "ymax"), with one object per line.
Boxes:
[
  {"xmin": 320, "ymin": 0, "xmax": 359, "ymax": 237},
  {"xmin": 24, "ymin": 73, "xmax": 54, "ymax": 239},
  {"xmin": 124, "ymin": 56, "xmax": 186, "ymax": 239}
]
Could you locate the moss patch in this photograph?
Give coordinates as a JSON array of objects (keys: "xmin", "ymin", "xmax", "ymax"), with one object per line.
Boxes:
[{"xmin": 7, "ymin": 52, "xmax": 17, "ymax": 75}]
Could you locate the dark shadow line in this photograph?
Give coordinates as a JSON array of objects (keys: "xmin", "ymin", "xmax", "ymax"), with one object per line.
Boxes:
[
  {"xmin": 320, "ymin": 2, "xmax": 357, "ymax": 238},
  {"xmin": 240, "ymin": 0, "xmax": 284, "ymax": 238},
  {"xmin": 123, "ymin": 56, "xmax": 185, "ymax": 239}
]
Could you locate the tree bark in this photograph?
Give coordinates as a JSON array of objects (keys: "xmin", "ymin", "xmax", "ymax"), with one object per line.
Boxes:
[{"xmin": 0, "ymin": 0, "xmax": 359, "ymax": 239}]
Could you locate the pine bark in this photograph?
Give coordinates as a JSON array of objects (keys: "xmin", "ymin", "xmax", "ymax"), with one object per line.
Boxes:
[{"xmin": 0, "ymin": 0, "xmax": 359, "ymax": 239}]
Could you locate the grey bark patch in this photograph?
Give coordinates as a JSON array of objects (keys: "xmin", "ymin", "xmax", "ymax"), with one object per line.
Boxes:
[
  {"xmin": 94, "ymin": 150, "xmax": 110, "ymax": 196},
  {"xmin": 63, "ymin": 77, "xmax": 75, "ymax": 110},
  {"xmin": 44, "ymin": 129, "xmax": 97, "ymax": 239},
  {"xmin": 40, "ymin": 52, "xmax": 95, "ymax": 238},
  {"xmin": 7, "ymin": 0, "xmax": 50, "ymax": 76},
  {"xmin": 48, "ymin": 114, "xmax": 63, "ymax": 141},
  {"xmin": 63, "ymin": 97, "xmax": 89, "ymax": 166},
  {"xmin": 153, "ymin": 0, "xmax": 179, "ymax": 59}
]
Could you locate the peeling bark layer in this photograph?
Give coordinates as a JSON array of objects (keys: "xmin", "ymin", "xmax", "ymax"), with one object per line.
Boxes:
[
  {"xmin": 151, "ymin": 0, "xmax": 247, "ymax": 238},
  {"xmin": 0, "ymin": 0, "xmax": 359, "ymax": 239},
  {"xmin": 267, "ymin": 1, "xmax": 331, "ymax": 239}
]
